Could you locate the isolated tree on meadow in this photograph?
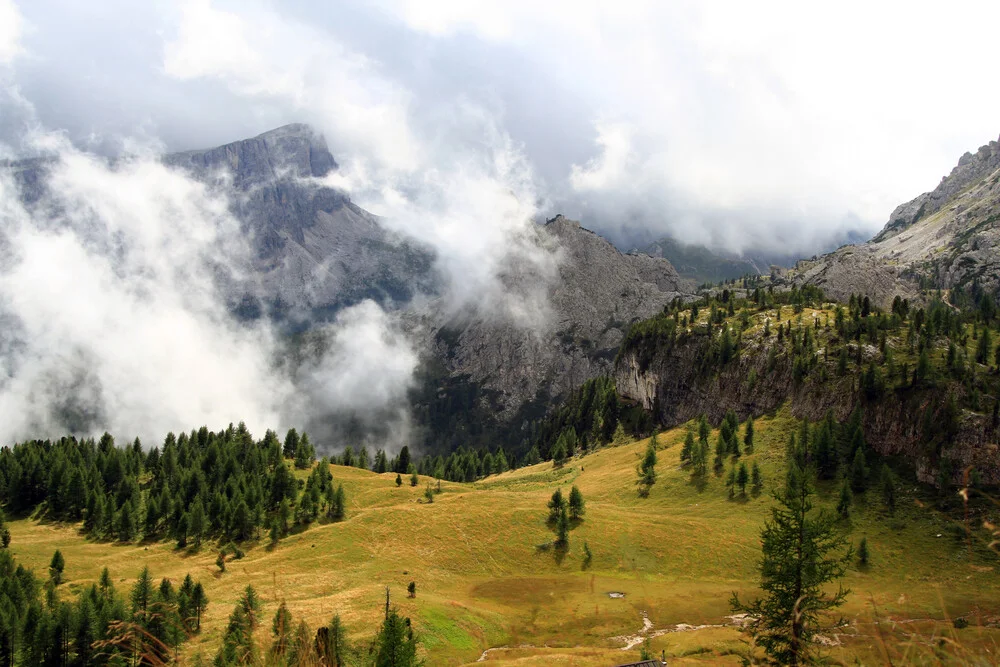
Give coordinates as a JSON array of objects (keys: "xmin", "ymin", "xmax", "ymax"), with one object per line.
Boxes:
[
  {"xmin": 547, "ymin": 489, "xmax": 566, "ymax": 523},
  {"xmin": 744, "ymin": 416, "xmax": 755, "ymax": 454},
  {"xmin": 637, "ymin": 439, "xmax": 657, "ymax": 495},
  {"xmin": 681, "ymin": 430, "xmax": 695, "ymax": 464},
  {"xmin": 568, "ymin": 485, "xmax": 585, "ymax": 520},
  {"xmin": 730, "ymin": 463, "xmax": 851, "ymax": 665},
  {"xmin": 49, "ymin": 549, "xmax": 65, "ymax": 585}
]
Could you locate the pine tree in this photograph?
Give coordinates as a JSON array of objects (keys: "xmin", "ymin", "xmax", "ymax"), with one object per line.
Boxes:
[
  {"xmin": 568, "ymin": 486, "xmax": 585, "ymax": 521},
  {"xmin": 423, "ymin": 484, "xmax": 434, "ymax": 503},
  {"xmin": 131, "ymin": 566, "xmax": 154, "ymax": 620},
  {"xmin": 737, "ymin": 462, "xmax": 749, "ymax": 497},
  {"xmin": 407, "ymin": 581, "xmax": 416, "ymax": 598},
  {"xmin": 395, "ymin": 473, "xmax": 402, "ymax": 487},
  {"xmin": 850, "ymin": 449, "xmax": 869, "ymax": 493},
  {"xmin": 881, "ymin": 465, "xmax": 896, "ymax": 515},
  {"xmin": 271, "ymin": 600, "xmax": 293, "ymax": 658},
  {"xmin": 744, "ymin": 416, "xmax": 755, "ymax": 454},
  {"xmin": 714, "ymin": 433, "xmax": 726, "ymax": 473},
  {"xmin": 681, "ymin": 431, "xmax": 695, "ymax": 464},
  {"xmin": 409, "ymin": 470, "xmax": 419, "ymax": 487},
  {"xmin": 374, "ymin": 608, "xmax": 419, "ymax": 667},
  {"xmin": 726, "ymin": 465, "xmax": 737, "ymax": 499},
  {"xmin": 837, "ymin": 478, "xmax": 852, "ymax": 519},
  {"xmin": 555, "ymin": 504, "xmax": 570, "ymax": 548},
  {"xmin": 191, "ymin": 582, "xmax": 208, "ymax": 631},
  {"xmin": 283, "ymin": 428, "xmax": 300, "ymax": 459},
  {"xmin": 751, "ymin": 461, "xmax": 763, "ymax": 495},
  {"xmin": 396, "ymin": 447, "xmax": 411, "ymax": 474},
  {"xmin": 730, "ymin": 464, "xmax": 851, "ymax": 665},
  {"xmin": 858, "ymin": 537, "xmax": 870, "ymax": 568},
  {"xmin": 637, "ymin": 439, "xmax": 657, "ymax": 495},
  {"xmin": 49, "ymin": 549, "xmax": 65, "ymax": 585},
  {"xmin": 547, "ymin": 489, "xmax": 565, "ymax": 523},
  {"xmin": 189, "ymin": 499, "xmax": 206, "ymax": 549}
]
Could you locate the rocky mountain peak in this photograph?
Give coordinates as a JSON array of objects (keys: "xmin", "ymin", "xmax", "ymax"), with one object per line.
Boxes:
[
  {"xmin": 875, "ymin": 135, "xmax": 1000, "ymax": 242},
  {"xmin": 164, "ymin": 123, "xmax": 337, "ymax": 189}
]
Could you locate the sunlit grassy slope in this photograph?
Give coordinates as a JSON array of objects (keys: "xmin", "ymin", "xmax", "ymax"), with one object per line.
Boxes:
[{"xmin": 8, "ymin": 407, "xmax": 1000, "ymax": 665}]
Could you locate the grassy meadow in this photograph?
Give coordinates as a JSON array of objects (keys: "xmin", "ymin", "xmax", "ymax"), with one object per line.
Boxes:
[{"xmin": 7, "ymin": 406, "xmax": 1000, "ymax": 665}]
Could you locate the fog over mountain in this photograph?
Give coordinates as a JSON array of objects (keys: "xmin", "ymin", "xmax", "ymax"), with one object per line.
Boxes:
[
  {"xmin": 4, "ymin": 0, "xmax": 1000, "ymax": 450},
  {"xmin": 5, "ymin": 0, "xmax": 1000, "ymax": 257}
]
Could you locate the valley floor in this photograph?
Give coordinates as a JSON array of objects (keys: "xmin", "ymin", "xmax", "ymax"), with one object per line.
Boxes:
[{"xmin": 8, "ymin": 407, "xmax": 1000, "ymax": 665}]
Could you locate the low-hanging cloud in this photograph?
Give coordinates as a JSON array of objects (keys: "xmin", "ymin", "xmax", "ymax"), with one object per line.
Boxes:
[{"xmin": 0, "ymin": 127, "xmax": 420, "ymax": 449}]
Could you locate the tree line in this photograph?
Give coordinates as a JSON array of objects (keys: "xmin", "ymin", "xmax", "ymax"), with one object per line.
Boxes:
[
  {"xmin": 0, "ymin": 423, "xmax": 347, "ymax": 549},
  {"xmin": 0, "ymin": 542, "xmax": 207, "ymax": 666}
]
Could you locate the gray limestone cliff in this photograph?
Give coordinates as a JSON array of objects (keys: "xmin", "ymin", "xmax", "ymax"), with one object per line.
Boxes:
[{"xmin": 790, "ymin": 134, "xmax": 1000, "ymax": 306}]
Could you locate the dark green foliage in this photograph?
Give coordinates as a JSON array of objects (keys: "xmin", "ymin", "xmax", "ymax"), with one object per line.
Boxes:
[
  {"xmin": 48, "ymin": 550, "xmax": 65, "ymax": 585},
  {"xmin": 731, "ymin": 464, "xmax": 851, "ymax": 665},
  {"xmin": 531, "ymin": 377, "xmax": 650, "ymax": 462},
  {"xmin": 637, "ymin": 439, "xmax": 657, "ymax": 495},
  {"xmin": 858, "ymin": 537, "xmax": 870, "ymax": 567},
  {"xmin": 554, "ymin": 504, "xmax": 570, "ymax": 548},
  {"xmin": 837, "ymin": 478, "xmax": 852, "ymax": 519},
  {"xmin": 0, "ymin": 548, "xmax": 203, "ymax": 667},
  {"xmin": 850, "ymin": 449, "xmax": 869, "ymax": 493},
  {"xmin": 737, "ymin": 462, "xmax": 749, "ymax": 496},
  {"xmin": 374, "ymin": 607, "xmax": 420, "ymax": 667},
  {"xmin": 0, "ymin": 422, "xmax": 343, "ymax": 550},
  {"xmin": 880, "ymin": 465, "xmax": 896, "ymax": 515},
  {"xmin": 680, "ymin": 430, "xmax": 695, "ymax": 464},
  {"xmin": 407, "ymin": 581, "xmax": 416, "ymax": 598},
  {"xmin": 547, "ymin": 489, "xmax": 565, "ymax": 524},
  {"xmin": 744, "ymin": 416, "xmax": 755, "ymax": 454},
  {"xmin": 751, "ymin": 461, "xmax": 763, "ymax": 495},
  {"xmin": 395, "ymin": 446, "xmax": 411, "ymax": 475},
  {"xmin": 568, "ymin": 486, "xmax": 586, "ymax": 520},
  {"xmin": 395, "ymin": 474, "xmax": 402, "ymax": 487}
]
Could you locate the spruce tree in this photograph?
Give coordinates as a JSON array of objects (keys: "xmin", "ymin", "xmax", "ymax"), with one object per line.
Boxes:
[
  {"xmin": 881, "ymin": 465, "xmax": 896, "ymax": 515},
  {"xmin": 858, "ymin": 537, "xmax": 870, "ymax": 568},
  {"xmin": 374, "ymin": 608, "xmax": 419, "ymax": 667},
  {"xmin": 730, "ymin": 464, "xmax": 851, "ymax": 665},
  {"xmin": 744, "ymin": 416, "xmax": 755, "ymax": 454},
  {"xmin": 568, "ymin": 486, "xmax": 585, "ymax": 520},
  {"xmin": 751, "ymin": 461, "xmax": 763, "ymax": 495},
  {"xmin": 637, "ymin": 439, "xmax": 657, "ymax": 495},
  {"xmin": 395, "ymin": 474, "xmax": 402, "ymax": 487},
  {"xmin": 737, "ymin": 462, "xmax": 749, "ymax": 497},
  {"xmin": 49, "ymin": 550, "xmax": 65, "ymax": 585},
  {"xmin": 547, "ymin": 489, "xmax": 565, "ymax": 523},
  {"xmin": 837, "ymin": 478, "xmax": 852, "ymax": 519},
  {"xmin": 555, "ymin": 504, "xmax": 570, "ymax": 548},
  {"xmin": 681, "ymin": 431, "xmax": 695, "ymax": 464},
  {"xmin": 850, "ymin": 449, "xmax": 868, "ymax": 493},
  {"xmin": 191, "ymin": 582, "xmax": 208, "ymax": 631}
]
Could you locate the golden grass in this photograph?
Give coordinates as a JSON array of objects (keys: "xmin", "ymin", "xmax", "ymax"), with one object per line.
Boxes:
[{"xmin": 8, "ymin": 406, "xmax": 1000, "ymax": 664}]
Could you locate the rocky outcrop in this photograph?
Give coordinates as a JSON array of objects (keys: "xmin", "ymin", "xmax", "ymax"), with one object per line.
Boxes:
[
  {"xmin": 164, "ymin": 124, "xmax": 439, "ymax": 319},
  {"xmin": 614, "ymin": 326, "xmax": 998, "ymax": 484},
  {"xmin": 791, "ymin": 134, "xmax": 1000, "ymax": 307},
  {"xmin": 429, "ymin": 216, "xmax": 688, "ymax": 418}
]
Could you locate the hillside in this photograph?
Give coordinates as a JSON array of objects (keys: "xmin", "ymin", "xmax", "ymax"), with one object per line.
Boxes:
[
  {"xmin": 4, "ymin": 410, "xmax": 1000, "ymax": 665},
  {"xmin": 789, "ymin": 135, "xmax": 1000, "ymax": 306},
  {"xmin": 609, "ymin": 286, "xmax": 1000, "ymax": 486},
  {"xmin": 2, "ymin": 129, "xmax": 691, "ymax": 455}
]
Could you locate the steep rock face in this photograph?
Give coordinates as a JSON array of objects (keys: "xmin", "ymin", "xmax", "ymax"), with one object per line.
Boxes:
[
  {"xmin": 791, "ymin": 134, "xmax": 1000, "ymax": 306},
  {"xmin": 614, "ymin": 328, "xmax": 998, "ymax": 484},
  {"xmin": 433, "ymin": 216, "xmax": 688, "ymax": 418},
  {"xmin": 164, "ymin": 124, "xmax": 438, "ymax": 317}
]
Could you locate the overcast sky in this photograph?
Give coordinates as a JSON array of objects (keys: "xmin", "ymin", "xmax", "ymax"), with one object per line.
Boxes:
[{"xmin": 4, "ymin": 0, "xmax": 1000, "ymax": 255}]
